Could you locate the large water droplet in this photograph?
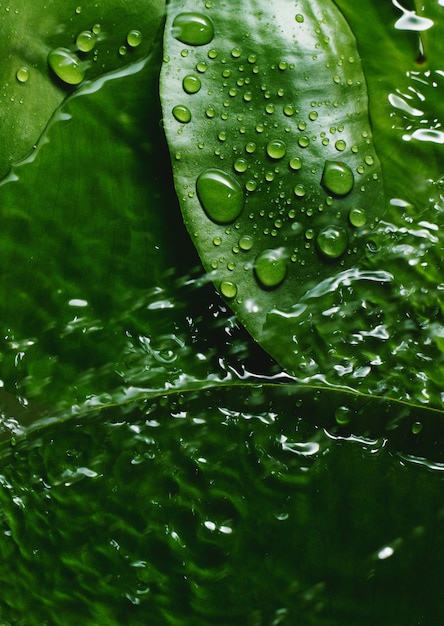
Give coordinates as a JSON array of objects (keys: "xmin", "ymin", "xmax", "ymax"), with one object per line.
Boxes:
[
  {"xmin": 197, "ymin": 169, "xmax": 244, "ymax": 224},
  {"xmin": 183, "ymin": 74, "xmax": 201, "ymax": 94},
  {"xmin": 321, "ymin": 161, "xmax": 354, "ymax": 197},
  {"xmin": 16, "ymin": 67, "xmax": 30, "ymax": 83},
  {"xmin": 316, "ymin": 226, "xmax": 348, "ymax": 260},
  {"xmin": 254, "ymin": 249, "xmax": 287, "ymax": 288},
  {"xmin": 48, "ymin": 48, "xmax": 85, "ymax": 85},
  {"xmin": 266, "ymin": 139, "xmax": 286, "ymax": 160},
  {"xmin": 172, "ymin": 12, "xmax": 214, "ymax": 46}
]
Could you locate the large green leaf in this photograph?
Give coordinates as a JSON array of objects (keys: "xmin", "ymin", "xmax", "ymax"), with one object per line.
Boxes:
[{"xmin": 160, "ymin": 0, "xmax": 444, "ymax": 410}]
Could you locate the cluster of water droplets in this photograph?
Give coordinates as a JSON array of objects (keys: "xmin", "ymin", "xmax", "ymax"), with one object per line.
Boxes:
[
  {"xmin": 47, "ymin": 13, "xmax": 143, "ymax": 86},
  {"xmin": 166, "ymin": 8, "xmax": 381, "ymax": 299}
]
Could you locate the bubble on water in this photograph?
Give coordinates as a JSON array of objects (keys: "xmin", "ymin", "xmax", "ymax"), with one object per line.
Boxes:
[
  {"xmin": 48, "ymin": 48, "xmax": 85, "ymax": 85},
  {"xmin": 321, "ymin": 161, "xmax": 354, "ymax": 197},
  {"xmin": 183, "ymin": 74, "xmax": 201, "ymax": 94},
  {"xmin": 196, "ymin": 168, "xmax": 244, "ymax": 224},
  {"xmin": 316, "ymin": 226, "xmax": 348, "ymax": 260},
  {"xmin": 254, "ymin": 249, "xmax": 287, "ymax": 288},
  {"xmin": 76, "ymin": 30, "xmax": 96, "ymax": 52},
  {"xmin": 127, "ymin": 30, "xmax": 142, "ymax": 48},
  {"xmin": 220, "ymin": 280, "xmax": 238, "ymax": 299},
  {"xmin": 172, "ymin": 12, "xmax": 214, "ymax": 46},
  {"xmin": 172, "ymin": 105, "xmax": 191, "ymax": 123},
  {"xmin": 266, "ymin": 139, "xmax": 286, "ymax": 160}
]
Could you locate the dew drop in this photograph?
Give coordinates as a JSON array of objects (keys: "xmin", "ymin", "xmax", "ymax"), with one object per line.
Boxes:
[
  {"xmin": 246, "ymin": 180, "xmax": 257, "ymax": 192},
  {"xmin": 76, "ymin": 30, "xmax": 96, "ymax": 52},
  {"xmin": 183, "ymin": 74, "xmax": 201, "ymax": 94},
  {"xmin": 16, "ymin": 67, "xmax": 30, "ymax": 83},
  {"xmin": 239, "ymin": 235, "xmax": 254, "ymax": 251},
  {"xmin": 231, "ymin": 47, "xmax": 242, "ymax": 58},
  {"xmin": 213, "ymin": 236, "xmax": 222, "ymax": 246},
  {"xmin": 234, "ymin": 158, "xmax": 248, "ymax": 173},
  {"xmin": 298, "ymin": 136, "xmax": 309, "ymax": 148},
  {"xmin": 335, "ymin": 139, "xmax": 346, "ymax": 152},
  {"xmin": 283, "ymin": 104, "xmax": 295, "ymax": 116},
  {"xmin": 254, "ymin": 249, "xmax": 287, "ymax": 288},
  {"xmin": 127, "ymin": 29, "xmax": 142, "ymax": 48},
  {"xmin": 92, "ymin": 23, "xmax": 101, "ymax": 35},
  {"xmin": 289, "ymin": 157, "xmax": 302, "ymax": 171},
  {"xmin": 317, "ymin": 226, "xmax": 348, "ymax": 260},
  {"xmin": 349, "ymin": 207, "xmax": 367, "ymax": 227},
  {"xmin": 220, "ymin": 280, "xmax": 237, "ymax": 299},
  {"xmin": 119, "ymin": 46, "xmax": 128, "ymax": 56},
  {"xmin": 48, "ymin": 48, "xmax": 85, "ymax": 85},
  {"xmin": 294, "ymin": 184, "xmax": 306, "ymax": 197},
  {"xmin": 172, "ymin": 12, "xmax": 214, "ymax": 46},
  {"xmin": 172, "ymin": 105, "xmax": 191, "ymax": 123},
  {"xmin": 197, "ymin": 169, "xmax": 244, "ymax": 224},
  {"xmin": 295, "ymin": 13, "xmax": 304, "ymax": 23},
  {"xmin": 308, "ymin": 111, "xmax": 318, "ymax": 121},
  {"xmin": 245, "ymin": 141, "xmax": 256, "ymax": 154},
  {"xmin": 266, "ymin": 139, "xmax": 286, "ymax": 160},
  {"xmin": 196, "ymin": 61, "xmax": 208, "ymax": 73},
  {"xmin": 321, "ymin": 161, "xmax": 354, "ymax": 197},
  {"xmin": 364, "ymin": 155, "xmax": 374, "ymax": 166}
]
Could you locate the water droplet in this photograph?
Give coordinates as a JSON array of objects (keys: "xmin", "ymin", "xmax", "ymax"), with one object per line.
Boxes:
[
  {"xmin": 298, "ymin": 136, "xmax": 309, "ymax": 148},
  {"xmin": 220, "ymin": 280, "xmax": 237, "ymax": 299},
  {"xmin": 16, "ymin": 67, "xmax": 29, "ymax": 83},
  {"xmin": 183, "ymin": 74, "xmax": 201, "ymax": 94},
  {"xmin": 283, "ymin": 104, "xmax": 295, "ymax": 116},
  {"xmin": 321, "ymin": 161, "xmax": 354, "ymax": 197},
  {"xmin": 364, "ymin": 155, "xmax": 374, "ymax": 166},
  {"xmin": 172, "ymin": 105, "xmax": 191, "ymax": 123},
  {"xmin": 196, "ymin": 61, "xmax": 208, "ymax": 73},
  {"xmin": 295, "ymin": 13, "xmax": 304, "ymax": 23},
  {"xmin": 254, "ymin": 249, "xmax": 287, "ymax": 288},
  {"xmin": 349, "ymin": 207, "xmax": 367, "ymax": 227},
  {"xmin": 335, "ymin": 406, "xmax": 351, "ymax": 425},
  {"xmin": 172, "ymin": 12, "xmax": 214, "ymax": 46},
  {"xmin": 208, "ymin": 48, "xmax": 218, "ymax": 59},
  {"xmin": 119, "ymin": 45, "xmax": 128, "ymax": 56},
  {"xmin": 127, "ymin": 29, "xmax": 142, "ymax": 48},
  {"xmin": 294, "ymin": 184, "xmax": 306, "ymax": 197},
  {"xmin": 205, "ymin": 107, "xmax": 215, "ymax": 118},
  {"xmin": 234, "ymin": 158, "xmax": 248, "ymax": 173},
  {"xmin": 265, "ymin": 103, "xmax": 275, "ymax": 114},
  {"xmin": 335, "ymin": 139, "xmax": 346, "ymax": 152},
  {"xmin": 239, "ymin": 235, "xmax": 254, "ymax": 251},
  {"xmin": 48, "ymin": 48, "xmax": 85, "ymax": 85},
  {"xmin": 266, "ymin": 139, "xmax": 286, "ymax": 160},
  {"xmin": 289, "ymin": 157, "xmax": 302, "ymax": 171},
  {"xmin": 231, "ymin": 47, "xmax": 242, "ymax": 58},
  {"xmin": 246, "ymin": 180, "xmax": 257, "ymax": 192},
  {"xmin": 213, "ymin": 236, "xmax": 222, "ymax": 246},
  {"xmin": 76, "ymin": 30, "xmax": 96, "ymax": 52},
  {"xmin": 245, "ymin": 141, "xmax": 256, "ymax": 154},
  {"xmin": 412, "ymin": 421, "xmax": 423, "ymax": 435},
  {"xmin": 317, "ymin": 226, "xmax": 348, "ymax": 260},
  {"xmin": 92, "ymin": 23, "xmax": 101, "ymax": 35},
  {"xmin": 197, "ymin": 169, "xmax": 244, "ymax": 224},
  {"xmin": 308, "ymin": 111, "xmax": 318, "ymax": 121}
]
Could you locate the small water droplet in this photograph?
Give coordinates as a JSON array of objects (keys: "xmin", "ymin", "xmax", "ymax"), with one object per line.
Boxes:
[
  {"xmin": 265, "ymin": 103, "xmax": 275, "ymax": 114},
  {"xmin": 266, "ymin": 139, "xmax": 286, "ymax": 160},
  {"xmin": 220, "ymin": 280, "xmax": 237, "ymax": 299},
  {"xmin": 231, "ymin": 47, "xmax": 242, "ymax": 58},
  {"xmin": 364, "ymin": 155, "xmax": 374, "ymax": 166},
  {"xmin": 245, "ymin": 141, "xmax": 256, "ymax": 154},
  {"xmin": 349, "ymin": 207, "xmax": 367, "ymax": 227},
  {"xmin": 127, "ymin": 29, "xmax": 142, "ymax": 48},
  {"xmin": 16, "ymin": 67, "xmax": 30, "ymax": 83},
  {"xmin": 119, "ymin": 46, "xmax": 128, "ymax": 56},
  {"xmin": 76, "ymin": 30, "xmax": 96, "ymax": 52},
  {"xmin": 213, "ymin": 236, "xmax": 222, "ymax": 246},
  {"xmin": 48, "ymin": 48, "xmax": 85, "ymax": 85},
  {"xmin": 246, "ymin": 180, "xmax": 257, "ymax": 192},
  {"xmin": 234, "ymin": 158, "xmax": 248, "ymax": 173},
  {"xmin": 205, "ymin": 107, "xmax": 215, "ymax": 118},
  {"xmin": 335, "ymin": 406, "xmax": 351, "ymax": 425},
  {"xmin": 197, "ymin": 169, "xmax": 244, "ymax": 224},
  {"xmin": 412, "ymin": 421, "xmax": 423, "ymax": 435},
  {"xmin": 335, "ymin": 139, "xmax": 346, "ymax": 152},
  {"xmin": 196, "ymin": 61, "xmax": 208, "ymax": 73},
  {"xmin": 239, "ymin": 235, "xmax": 254, "ymax": 251},
  {"xmin": 172, "ymin": 12, "xmax": 214, "ymax": 46},
  {"xmin": 283, "ymin": 104, "xmax": 295, "ymax": 116},
  {"xmin": 308, "ymin": 111, "xmax": 318, "ymax": 121},
  {"xmin": 321, "ymin": 161, "xmax": 354, "ymax": 197},
  {"xmin": 254, "ymin": 249, "xmax": 287, "ymax": 288},
  {"xmin": 295, "ymin": 13, "xmax": 304, "ymax": 23},
  {"xmin": 183, "ymin": 74, "xmax": 201, "ymax": 94},
  {"xmin": 298, "ymin": 136, "xmax": 309, "ymax": 148},
  {"xmin": 294, "ymin": 184, "xmax": 306, "ymax": 197},
  {"xmin": 289, "ymin": 157, "xmax": 302, "ymax": 171},
  {"xmin": 317, "ymin": 226, "xmax": 348, "ymax": 260},
  {"xmin": 92, "ymin": 23, "xmax": 101, "ymax": 35},
  {"xmin": 172, "ymin": 105, "xmax": 191, "ymax": 123}
]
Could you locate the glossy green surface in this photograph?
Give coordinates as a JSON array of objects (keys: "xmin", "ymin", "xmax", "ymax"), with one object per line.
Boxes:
[{"xmin": 0, "ymin": 1, "xmax": 443, "ymax": 624}]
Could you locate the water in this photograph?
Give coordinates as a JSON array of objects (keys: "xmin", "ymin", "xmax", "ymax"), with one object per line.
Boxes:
[{"xmin": 1, "ymin": 3, "xmax": 444, "ymax": 626}]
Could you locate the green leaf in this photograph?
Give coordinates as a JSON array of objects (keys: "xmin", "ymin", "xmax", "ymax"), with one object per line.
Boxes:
[
  {"xmin": 0, "ymin": 0, "xmax": 165, "ymax": 177},
  {"xmin": 160, "ymin": 0, "xmax": 444, "ymax": 411}
]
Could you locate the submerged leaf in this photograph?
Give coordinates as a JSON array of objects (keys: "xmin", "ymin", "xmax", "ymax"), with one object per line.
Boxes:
[{"xmin": 160, "ymin": 1, "xmax": 387, "ymax": 389}]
